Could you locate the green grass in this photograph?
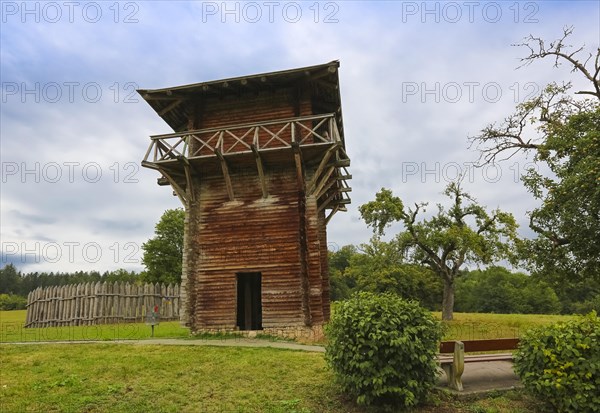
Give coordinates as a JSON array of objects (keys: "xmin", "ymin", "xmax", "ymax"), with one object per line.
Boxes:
[
  {"xmin": 0, "ymin": 344, "xmax": 358, "ymax": 413},
  {"xmin": 0, "ymin": 309, "xmax": 556, "ymax": 412},
  {"xmin": 0, "ymin": 310, "xmax": 189, "ymax": 343},
  {"xmin": 1, "ymin": 310, "xmax": 574, "ymax": 344},
  {"xmin": 435, "ymin": 312, "xmax": 574, "ymax": 341},
  {"xmin": 1, "ymin": 344, "xmax": 543, "ymax": 413}
]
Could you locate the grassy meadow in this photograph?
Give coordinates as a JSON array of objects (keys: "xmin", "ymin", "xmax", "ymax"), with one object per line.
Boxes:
[
  {"xmin": 1, "ymin": 342, "xmax": 542, "ymax": 413},
  {"xmin": 1, "ymin": 309, "xmax": 574, "ymax": 344},
  {"xmin": 435, "ymin": 312, "xmax": 574, "ymax": 341},
  {"xmin": 1, "ymin": 309, "xmax": 573, "ymax": 412}
]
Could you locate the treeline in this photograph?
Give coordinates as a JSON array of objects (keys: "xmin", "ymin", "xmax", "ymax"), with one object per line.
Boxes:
[
  {"xmin": 0, "ymin": 264, "xmax": 141, "ymax": 305},
  {"xmin": 329, "ymin": 244, "xmax": 600, "ymax": 315}
]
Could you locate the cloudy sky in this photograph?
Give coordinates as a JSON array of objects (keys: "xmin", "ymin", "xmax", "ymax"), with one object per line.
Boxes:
[{"xmin": 1, "ymin": 1, "xmax": 599, "ymax": 273}]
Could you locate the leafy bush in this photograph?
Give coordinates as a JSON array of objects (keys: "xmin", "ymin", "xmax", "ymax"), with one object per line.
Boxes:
[
  {"xmin": 514, "ymin": 312, "xmax": 600, "ymax": 413},
  {"xmin": 325, "ymin": 292, "xmax": 442, "ymax": 411},
  {"xmin": 0, "ymin": 294, "xmax": 27, "ymax": 310}
]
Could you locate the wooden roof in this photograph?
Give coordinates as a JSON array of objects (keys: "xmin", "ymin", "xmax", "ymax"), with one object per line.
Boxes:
[{"xmin": 137, "ymin": 61, "xmax": 344, "ymax": 140}]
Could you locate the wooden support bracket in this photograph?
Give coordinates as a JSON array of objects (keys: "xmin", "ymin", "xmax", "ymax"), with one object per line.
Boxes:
[
  {"xmin": 177, "ymin": 155, "xmax": 196, "ymax": 203},
  {"xmin": 157, "ymin": 168, "xmax": 187, "ymax": 205},
  {"xmin": 318, "ymin": 190, "xmax": 339, "ymax": 214},
  {"xmin": 313, "ymin": 166, "xmax": 336, "ymax": 200},
  {"xmin": 291, "ymin": 142, "xmax": 305, "ymax": 191},
  {"xmin": 307, "ymin": 143, "xmax": 340, "ymax": 194},
  {"xmin": 325, "ymin": 206, "xmax": 340, "ymax": 225},
  {"xmin": 215, "ymin": 149, "xmax": 235, "ymax": 201},
  {"xmin": 251, "ymin": 144, "xmax": 268, "ymax": 198}
]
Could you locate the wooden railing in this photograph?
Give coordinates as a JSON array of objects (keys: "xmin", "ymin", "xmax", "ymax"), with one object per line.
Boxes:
[{"xmin": 142, "ymin": 113, "xmax": 343, "ymax": 163}]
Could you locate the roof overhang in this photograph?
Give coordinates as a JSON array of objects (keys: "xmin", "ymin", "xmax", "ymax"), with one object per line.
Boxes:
[{"xmin": 137, "ymin": 60, "xmax": 343, "ymax": 136}]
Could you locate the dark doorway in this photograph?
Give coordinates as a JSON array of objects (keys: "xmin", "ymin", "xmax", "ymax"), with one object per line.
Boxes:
[{"xmin": 236, "ymin": 272, "xmax": 262, "ymax": 330}]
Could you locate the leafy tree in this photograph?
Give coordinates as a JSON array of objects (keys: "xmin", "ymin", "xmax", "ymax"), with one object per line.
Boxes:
[
  {"xmin": 359, "ymin": 181, "xmax": 518, "ymax": 320},
  {"xmin": 549, "ymin": 277, "xmax": 600, "ymax": 314},
  {"xmin": 141, "ymin": 208, "xmax": 185, "ymax": 284},
  {"xmin": 328, "ymin": 245, "xmax": 358, "ymax": 301},
  {"xmin": 346, "ymin": 238, "xmax": 443, "ymax": 310},
  {"xmin": 103, "ymin": 269, "xmax": 140, "ymax": 284},
  {"xmin": 470, "ymin": 27, "xmax": 600, "ymax": 282},
  {"xmin": 328, "ymin": 242, "xmax": 442, "ymax": 308},
  {"xmin": 0, "ymin": 264, "xmax": 20, "ymax": 295},
  {"xmin": 455, "ymin": 266, "xmax": 561, "ymax": 314}
]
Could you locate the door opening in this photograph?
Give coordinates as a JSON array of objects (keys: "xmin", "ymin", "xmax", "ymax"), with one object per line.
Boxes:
[{"xmin": 236, "ymin": 272, "xmax": 262, "ymax": 330}]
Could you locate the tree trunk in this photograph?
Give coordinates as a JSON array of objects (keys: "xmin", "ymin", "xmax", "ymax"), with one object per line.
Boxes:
[{"xmin": 442, "ymin": 279, "xmax": 455, "ymax": 321}]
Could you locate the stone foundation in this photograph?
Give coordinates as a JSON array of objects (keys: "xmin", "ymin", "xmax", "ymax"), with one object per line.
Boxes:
[
  {"xmin": 191, "ymin": 324, "xmax": 325, "ymax": 342},
  {"xmin": 262, "ymin": 325, "xmax": 324, "ymax": 341}
]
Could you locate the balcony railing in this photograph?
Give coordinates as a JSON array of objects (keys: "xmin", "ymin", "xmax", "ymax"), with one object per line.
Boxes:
[{"xmin": 142, "ymin": 113, "xmax": 343, "ymax": 164}]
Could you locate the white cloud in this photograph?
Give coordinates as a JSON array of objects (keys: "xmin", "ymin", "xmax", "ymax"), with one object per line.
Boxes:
[{"xmin": 1, "ymin": 0, "xmax": 598, "ymax": 272}]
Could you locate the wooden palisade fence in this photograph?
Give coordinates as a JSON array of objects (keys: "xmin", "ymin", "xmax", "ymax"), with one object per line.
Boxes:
[{"xmin": 25, "ymin": 282, "xmax": 180, "ymax": 328}]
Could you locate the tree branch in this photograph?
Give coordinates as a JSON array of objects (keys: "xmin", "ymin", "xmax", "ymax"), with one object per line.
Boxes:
[
  {"xmin": 529, "ymin": 215, "xmax": 570, "ymax": 247},
  {"xmin": 515, "ymin": 27, "xmax": 600, "ymax": 100}
]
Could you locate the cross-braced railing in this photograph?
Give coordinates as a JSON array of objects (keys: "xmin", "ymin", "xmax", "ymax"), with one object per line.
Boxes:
[{"xmin": 142, "ymin": 113, "xmax": 342, "ymax": 163}]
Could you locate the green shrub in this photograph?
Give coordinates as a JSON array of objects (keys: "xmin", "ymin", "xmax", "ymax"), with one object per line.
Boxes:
[
  {"xmin": 0, "ymin": 294, "xmax": 27, "ymax": 310},
  {"xmin": 514, "ymin": 312, "xmax": 600, "ymax": 413},
  {"xmin": 325, "ymin": 292, "xmax": 442, "ymax": 411}
]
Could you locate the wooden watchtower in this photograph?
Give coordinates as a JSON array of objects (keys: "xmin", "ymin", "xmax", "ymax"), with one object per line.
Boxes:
[{"xmin": 139, "ymin": 61, "xmax": 351, "ymax": 338}]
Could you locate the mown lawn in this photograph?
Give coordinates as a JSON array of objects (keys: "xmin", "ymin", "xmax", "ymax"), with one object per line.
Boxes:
[
  {"xmin": 1, "ymin": 309, "xmax": 574, "ymax": 344},
  {"xmin": 0, "ymin": 343, "xmax": 543, "ymax": 413},
  {"xmin": 0, "ymin": 310, "xmax": 189, "ymax": 343},
  {"xmin": 0, "ymin": 309, "xmax": 565, "ymax": 411}
]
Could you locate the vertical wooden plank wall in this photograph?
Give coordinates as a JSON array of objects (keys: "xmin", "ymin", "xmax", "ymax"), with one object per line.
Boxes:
[{"xmin": 23, "ymin": 282, "xmax": 181, "ymax": 328}]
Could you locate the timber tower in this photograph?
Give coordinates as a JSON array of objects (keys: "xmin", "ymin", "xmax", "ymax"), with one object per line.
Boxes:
[{"xmin": 139, "ymin": 61, "xmax": 351, "ymax": 339}]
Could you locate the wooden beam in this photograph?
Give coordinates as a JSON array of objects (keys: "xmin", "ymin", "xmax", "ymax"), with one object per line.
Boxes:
[
  {"xmin": 141, "ymin": 94, "xmax": 182, "ymax": 101},
  {"xmin": 157, "ymin": 169, "xmax": 187, "ymax": 205},
  {"xmin": 317, "ymin": 181, "xmax": 339, "ymax": 208},
  {"xmin": 178, "ymin": 156, "xmax": 196, "ymax": 202},
  {"xmin": 310, "ymin": 66, "xmax": 337, "ymax": 81},
  {"xmin": 141, "ymin": 160, "xmax": 160, "ymax": 170},
  {"xmin": 292, "ymin": 142, "xmax": 305, "ymax": 191},
  {"xmin": 251, "ymin": 144, "xmax": 268, "ymax": 198},
  {"xmin": 317, "ymin": 190, "xmax": 339, "ymax": 213},
  {"xmin": 313, "ymin": 166, "xmax": 335, "ymax": 200},
  {"xmin": 175, "ymin": 121, "xmax": 188, "ymax": 132},
  {"xmin": 158, "ymin": 99, "xmax": 182, "ymax": 116},
  {"xmin": 291, "ymin": 142, "xmax": 311, "ymax": 327},
  {"xmin": 215, "ymin": 149, "xmax": 235, "ymax": 201},
  {"xmin": 334, "ymin": 159, "xmax": 351, "ymax": 167},
  {"xmin": 325, "ymin": 206, "xmax": 340, "ymax": 225},
  {"xmin": 307, "ymin": 143, "xmax": 340, "ymax": 194}
]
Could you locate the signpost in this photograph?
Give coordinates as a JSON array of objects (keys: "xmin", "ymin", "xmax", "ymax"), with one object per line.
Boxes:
[{"xmin": 145, "ymin": 305, "xmax": 160, "ymax": 337}]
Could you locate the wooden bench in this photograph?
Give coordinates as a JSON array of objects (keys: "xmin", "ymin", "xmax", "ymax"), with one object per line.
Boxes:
[{"xmin": 438, "ymin": 338, "xmax": 519, "ymax": 391}]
